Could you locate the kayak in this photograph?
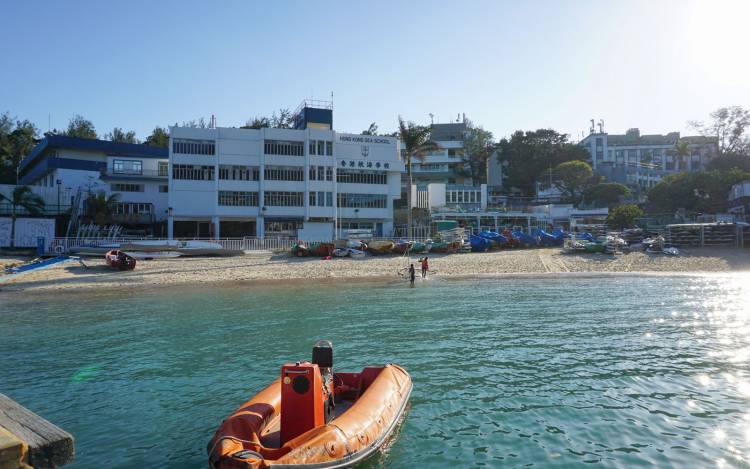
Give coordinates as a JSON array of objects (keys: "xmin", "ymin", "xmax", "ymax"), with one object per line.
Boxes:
[
  {"xmin": 207, "ymin": 342, "xmax": 412, "ymax": 469},
  {"xmin": 104, "ymin": 250, "xmax": 136, "ymax": 270}
]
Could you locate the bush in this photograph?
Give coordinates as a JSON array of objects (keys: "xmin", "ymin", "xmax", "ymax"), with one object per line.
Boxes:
[{"xmin": 607, "ymin": 205, "xmax": 644, "ymax": 230}]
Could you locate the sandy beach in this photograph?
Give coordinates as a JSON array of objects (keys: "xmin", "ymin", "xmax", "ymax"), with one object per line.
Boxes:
[{"xmin": 2, "ymin": 247, "xmax": 749, "ymax": 294}]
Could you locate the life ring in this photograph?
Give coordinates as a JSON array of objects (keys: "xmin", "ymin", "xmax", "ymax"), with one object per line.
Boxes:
[{"xmin": 54, "ymin": 245, "xmax": 64, "ymax": 254}]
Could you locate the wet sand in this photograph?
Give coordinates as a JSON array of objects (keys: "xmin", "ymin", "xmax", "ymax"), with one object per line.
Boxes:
[{"xmin": 2, "ymin": 247, "xmax": 749, "ymax": 294}]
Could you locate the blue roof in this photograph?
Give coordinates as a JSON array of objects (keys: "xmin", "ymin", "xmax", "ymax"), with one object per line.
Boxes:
[{"xmin": 19, "ymin": 135, "xmax": 168, "ymax": 174}]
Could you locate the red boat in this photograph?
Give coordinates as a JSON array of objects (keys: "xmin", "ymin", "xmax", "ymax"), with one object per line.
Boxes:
[{"xmin": 105, "ymin": 250, "xmax": 137, "ymax": 270}]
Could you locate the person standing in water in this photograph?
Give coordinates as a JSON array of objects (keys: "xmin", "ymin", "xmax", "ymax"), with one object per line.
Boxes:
[
  {"xmin": 408, "ymin": 264, "xmax": 416, "ymax": 286},
  {"xmin": 421, "ymin": 257, "xmax": 429, "ymax": 278}
]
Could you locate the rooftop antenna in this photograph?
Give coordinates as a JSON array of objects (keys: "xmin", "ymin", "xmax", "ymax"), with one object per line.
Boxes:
[
  {"xmin": 457, "ymin": 113, "xmax": 460, "ymax": 123},
  {"xmin": 210, "ymin": 114, "xmax": 216, "ymax": 129},
  {"xmin": 598, "ymin": 119, "xmax": 604, "ymax": 133},
  {"xmin": 590, "ymin": 119, "xmax": 595, "ymax": 134},
  {"xmin": 429, "ymin": 113, "xmax": 434, "ymax": 124},
  {"xmin": 462, "ymin": 113, "xmax": 466, "ymax": 123}
]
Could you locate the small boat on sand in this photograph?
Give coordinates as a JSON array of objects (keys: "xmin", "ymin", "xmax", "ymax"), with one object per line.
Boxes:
[
  {"xmin": 104, "ymin": 250, "xmax": 136, "ymax": 270},
  {"xmin": 207, "ymin": 341, "xmax": 412, "ymax": 469},
  {"xmin": 367, "ymin": 240, "xmax": 395, "ymax": 255}
]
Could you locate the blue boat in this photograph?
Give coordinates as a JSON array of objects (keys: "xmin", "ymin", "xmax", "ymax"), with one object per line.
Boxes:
[
  {"xmin": 470, "ymin": 234, "xmax": 491, "ymax": 252},
  {"xmin": 511, "ymin": 230, "xmax": 537, "ymax": 247},
  {"xmin": 478, "ymin": 231, "xmax": 507, "ymax": 248}
]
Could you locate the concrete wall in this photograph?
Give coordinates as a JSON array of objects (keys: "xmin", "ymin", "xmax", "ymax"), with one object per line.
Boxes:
[{"xmin": 0, "ymin": 217, "xmax": 55, "ymax": 249}]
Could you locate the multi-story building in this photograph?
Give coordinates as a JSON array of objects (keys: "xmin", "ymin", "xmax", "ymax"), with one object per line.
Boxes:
[
  {"xmin": 410, "ymin": 122, "xmax": 472, "ymax": 186},
  {"xmin": 728, "ymin": 180, "xmax": 750, "ymax": 221},
  {"xmin": 168, "ymin": 101, "xmax": 404, "ymax": 240},
  {"xmin": 18, "ymin": 135, "xmax": 169, "ymax": 230},
  {"xmin": 580, "ymin": 126, "xmax": 717, "ymax": 189}
]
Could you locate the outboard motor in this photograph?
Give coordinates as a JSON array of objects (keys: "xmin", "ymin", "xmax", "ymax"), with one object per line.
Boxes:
[{"xmin": 280, "ymin": 340, "xmax": 335, "ymax": 445}]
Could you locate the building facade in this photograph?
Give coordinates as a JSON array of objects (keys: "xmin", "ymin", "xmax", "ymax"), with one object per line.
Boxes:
[
  {"xmin": 580, "ymin": 127, "xmax": 717, "ymax": 189},
  {"xmin": 728, "ymin": 180, "xmax": 750, "ymax": 221},
  {"xmin": 410, "ymin": 122, "xmax": 472, "ymax": 186},
  {"xmin": 18, "ymin": 136, "xmax": 169, "ymax": 229},
  {"xmin": 168, "ymin": 103, "xmax": 404, "ymax": 240}
]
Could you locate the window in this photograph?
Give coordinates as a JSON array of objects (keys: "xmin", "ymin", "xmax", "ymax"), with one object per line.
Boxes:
[
  {"xmin": 172, "ymin": 139, "xmax": 215, "ymax": 155},
  {"xmin": 596, "ymin": 137, "xmax": 603, "ymax": 148},
  {"xmin": 308, "ymin": 191, "xmax": 332, "ymax": 207},
  {"xmin": 596, "ymin": 150, "xmax": 604, "ymax": 161},
  {"xmin": 158, "ymin": 162, "xmax": 169, "ymax": 177},
  {"xmin": 264, "ymin": 191, "xmax": 304, "ymax": 206},
  {"xmin": 309, "ymin": 140, "xmax": 334, "ymax": 156},
  {"xmin": 337, "ymin": 193, "xmax": 387, "ymax": 208},
  {"xmin": 326, "ymin": 167, "xmax": 333, "ymax": 181},
  {"xmin": 111, "ymin": 183, "xmax": 144, "ymax": 192},
  {"xmin": 264, "ymin": 139, "xmax": 304, "ymax": 156},
  {"xmin": 652, "ymin": 150, "xmax": 663, "ymax": 169},
  {"xmin": 615, "ymin": 150, "xmax": 625, "ymax": 165},
  {"xmin": 691, "ymin": 153, "xmax": 701, "ymax": 169},
  {"xmin": 159, "ymin": 185, "xmax": 168, "ymax": 193},
  {"xmin": 627, "ymin": 149, "xmax": 637, "ymax": 165},
  {"xmin": 113, "ymin": 159, "xmax": 142, "ymax": 174},
  {"xmin": 114, "ymin": 202, "xmax": 153, "ymax": 214},
  {"xmin": 219, "ymin": 165, "xmax": 259, "ymax": 181},
  {"xmin": 264, "ymin": 166, "xmax": 304, "ymax": 181},
  {"xmin": 218, "ymin": 191, "xmax": 258, "ymax": 206},
  {"xmin": 309, "ymin": 166, "xmax": 328, "ymax": 181},
  {"xmin": 265, "ymin": 219, "xmax": 302, "ymax": 235},
  {"xmin": 326, "ymin": 192, "xmax": 333, "ymax": 206},
  {"xmin": 172, "ymin": 164, "xmax": 215, "ymax": 180},
  {"xmin": 337, "ymin": 170, "xmax": 387, "ymax": 185},
  {"xmin": 665, "ymin": 154, "xmax": 675, "ymax": 170}
]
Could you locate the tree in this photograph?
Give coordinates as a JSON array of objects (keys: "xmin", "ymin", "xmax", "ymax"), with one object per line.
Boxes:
[
  {"xmin": 669, "ymin": 138, "xmax": 691, "ymax": 171},
  {"xmin": 460, "ymin": 125, "xmax": 494, "ymax": 184},
  {"xmin": 707, "ymin": 152, "xmax": 750, "ymax": 172},
  {"xmin": 0, "ymin": 186, "xmax": 45, "ymax": 247},
  {"xmin": 85, "ymin": 191, "xmax": 120, "ymax": 225},
  {"xmin": 144, "ymin": 126, "xmax": 169, "ymax": 148},
  {"xmin": 690, "ymin": 106, "xmax": 750, "ymax": 156},
  {"xmin": 583, "ymin": 183, "xmax": 631, "ymax": 207},
  {"xmin": 398, "ymin": 116, "xmax": 439, "ymax": 237},
  {"xmin": 495, "ymin": 129, "xmax": 590, "ymax": 195},
  {"xmin": 104, "ymin": 127, "xmax": 138, "ymax": 144},
  {"xmin": 0, "ymin": 113, "xmax": 39, "ymax": 184},
  {"xmin": 241, "ymin": 109, "xmax": 294, "ymax": 129},
  {"xmin": 550, "ymin": 160, "xmax": 598, "ymax": 205},
  {"xmin": 647, "ymin": 168, "xmax": 750, "ymax": 213},
  {"xmin": 63, "ymin": 115, "xmax": 97, "ymax": 139},
  {"xmin": 242, "ymin": 116, "xmax": 271, "ymax": 129},
  {"xmin": 606, "ymin": 204, "xmax": 644, "ymax": 230},
  {"xmin": 361, "ymin": 122, "xmax": 379, "ymax": 136}
]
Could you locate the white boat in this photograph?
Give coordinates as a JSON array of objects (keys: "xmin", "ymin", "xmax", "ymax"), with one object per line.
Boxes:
[
  {"xmin": 333, "ymin": 248, "xmax": 350, "ymax": 257},
  {"xmin": 123, "ymin": 251, "xmax": 182, "ymax": 260},
  {"xmin": 120, "ymin": 240, "xmax": 180, "ymax": 252},
  {"xmin": 176, "ymin": 240, "xmax": 243, "ymax": 257},
  {"xmin": 347, "ymin": 248, "xmax": 366, "ymax": 258}
]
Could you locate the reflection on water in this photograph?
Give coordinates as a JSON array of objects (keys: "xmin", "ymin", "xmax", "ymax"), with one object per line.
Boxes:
[{"xmin": 1, "ymin": 274, "xmax": 749, "ymax": 468}]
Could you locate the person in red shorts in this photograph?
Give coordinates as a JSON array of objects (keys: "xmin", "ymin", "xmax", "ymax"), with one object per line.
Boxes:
[{"xmin": 421, "ymin": 257, "xmax": 429, "ymax": 279}]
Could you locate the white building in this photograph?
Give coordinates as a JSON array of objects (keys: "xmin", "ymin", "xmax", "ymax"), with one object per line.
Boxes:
[
  {"xmin": 168, "ymin": 101, "xmax": 404, "ymax": 240},
  {"xmin": 17, "ymin": 135, "xmax": 170, "ymax": 231},
  {"xmin": 410, "ymin": 122, "xmax": 472, "ymax": 186}
]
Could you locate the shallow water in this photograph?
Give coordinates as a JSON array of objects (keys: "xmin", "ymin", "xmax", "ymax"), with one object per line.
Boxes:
[{"xmin": 1, "ymin": 274, "xmax": 750, "ymax": 468}]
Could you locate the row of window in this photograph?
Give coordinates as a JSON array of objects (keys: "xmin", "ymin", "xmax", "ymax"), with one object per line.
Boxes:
[
  {"xmin": 264, "ymin": 191, "xmax": 304, "ymax": 207},
  {"xmin": 264, "ymin": 140, "xmax": 304, "ymax": 156},
  {"xmin": 173, "ymin": 139, "xmax": 216, "ymax": 155},
  {"xmin": 446, "ymin": 190, "xmax": 481, "ymax": 204},
  {"xmin": 264, "ymin": 166, "xmax": 304, "ymax": 181},
  {"xmin": 337, "ymin": 193, "xmax": 387, "ymax": 209},
  {"xmin": 111, "ymin": 183, "xmax": 144, "ymax": 192},
  {"xmin": 113, "ymin": 159, "xmax": 142, "ymax": 174},
  {"xmin": 220, "ymin": 165, "xmax": 259, "ymax": 181},
  {"xmin": 114, "ymin": 202, "xmax": 153, "ymax": 215},
  {"xmin": 173, "ymin": 164, "xmax": 215, "ymax": 180},
  {"xmin": 309, "ymin": 191, "xmax": 334, "ymax": 207},
  {"xmin": 337, "ymin": 170, "xmax": 387, "ymax": 185},
  {"xmin": 309, "ymin": 165, "xmax": 334, "ymax": 181},
  {"xmin": 309, "ymin": 140, "xmax": 333, "ymax": 156},
  {"xmin": 218, "ymin": 191, "xmax": 259, "ymax": 207}
]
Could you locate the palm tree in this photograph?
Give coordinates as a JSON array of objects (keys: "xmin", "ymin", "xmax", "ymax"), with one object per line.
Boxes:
[
  {"xmin": 672, "ymin": 138, "xmax": 691, "ymax": 171},
  {"xmin": 85, "ymin": 191, "xmax": 120, "ymax": 225},
  {"xmin": 398, "ymin": 116, "xmax": 439, "ymax": 238},
  {"xmin": 0, "ymin": 186, "xmax": 45, "ymax": 248}
]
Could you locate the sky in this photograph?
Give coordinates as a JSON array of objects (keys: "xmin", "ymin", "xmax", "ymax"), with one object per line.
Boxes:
[{"xmin": 1, "ymin": 0, "xmax": 749, "ymax": 141}]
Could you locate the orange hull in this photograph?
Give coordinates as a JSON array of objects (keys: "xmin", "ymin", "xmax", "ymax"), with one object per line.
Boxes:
[{"xmin": 208, "ymin": 364, "xmax": 412, "ymax": 469}]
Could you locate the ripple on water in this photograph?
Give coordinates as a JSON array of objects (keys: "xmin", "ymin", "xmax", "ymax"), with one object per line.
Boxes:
[{"xmin": 1, "ymin": 275, "xmax": 749, "ymax": 468}]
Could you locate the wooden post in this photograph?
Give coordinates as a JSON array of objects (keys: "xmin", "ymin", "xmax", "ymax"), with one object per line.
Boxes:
[{"xmin": 0, "ymin": 394, "xmax": 74, "ymax": 468}]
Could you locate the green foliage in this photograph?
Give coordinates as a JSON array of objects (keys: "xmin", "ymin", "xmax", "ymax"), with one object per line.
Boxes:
[
  {"xmin": 144, "ymin": 126, "xmax": 169, "ymax": 148},
  {"xmin": 606, "ymin": 204, "xmax": 644, "ymax": 230},
  {"xmin": 690, "ymin": 106, "xmax": 750, "ymax": 155},
  {"xmin": 647, "ymin": 169, "xmax": 750, "ymax": 213},
  {"xmin": 241, "ymin": 109, "xmax": 294, "ymax": 129},
  {"xmin": 495, "ymin": 129, "xmax": 590, "ymax": 195},
  {"xmin": 707, "ymin": 152, "xmax": 750, "ymax": 172},
  {"xmin": 85, "ymin": 191, "xmax": 120, "ymax": 225},
  {"xmin": 460, "ymin": 125, "xmax": 494, "ymax": 184},
  {"xmin": 104, "ymin": 127, "xmax": 138, "ymax": 144},
  {"xmin": 583, "ymin": 182, "xmax": 631, "ymax": 207},
  {"xmin": 63, "ymin": 114, "xmax": 97, "ymax": 139},
  {"xmin": 550, "ymin": 160, "xmax": 599, "ymax": 205},
  {"xmin": 0, "ymin": 186, "xmax": 45, "ymax": 247},
  {"xmin": 0, "ymin": 112, "xmax": 39, "ymax": 183},
  {"xmin": 361, "ymin": 122, "xmax": 379, "ymax": 135},
  {"xmin": 398, "ymin": 116, "xmax": 440, "ymax": 235}
]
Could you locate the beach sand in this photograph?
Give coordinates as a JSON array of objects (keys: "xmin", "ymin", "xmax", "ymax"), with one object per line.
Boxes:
[{"xmin": 1, "ymin": 247, "xmax": 749, "ymax": 294}]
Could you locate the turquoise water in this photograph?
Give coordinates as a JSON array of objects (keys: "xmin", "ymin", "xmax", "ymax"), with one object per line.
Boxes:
[{"xmin": 2, "ymin": 274, "xmax": 750, "ymax": 468}]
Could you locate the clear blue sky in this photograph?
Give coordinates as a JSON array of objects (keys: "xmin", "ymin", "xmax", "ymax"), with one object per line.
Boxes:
[{"xmin": 1, "ymin": 0, "xmax": 748, "ymax": 141}]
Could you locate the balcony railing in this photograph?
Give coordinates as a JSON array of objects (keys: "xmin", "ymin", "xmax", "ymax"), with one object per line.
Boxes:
[{"xmin": 101, "ymin": 169, "xmax": 168, "ymax": 179}]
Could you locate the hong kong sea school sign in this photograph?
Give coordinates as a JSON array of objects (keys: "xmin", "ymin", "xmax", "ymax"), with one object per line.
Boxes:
[{"xmin": 339, "ymin": 160, "xmax": 390, "ymax": 169}]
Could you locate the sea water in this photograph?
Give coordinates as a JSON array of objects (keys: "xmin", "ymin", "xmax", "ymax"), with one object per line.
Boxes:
[{"xmin": 1, "ymin": 274, "xmax": 749, "ymax": 468}]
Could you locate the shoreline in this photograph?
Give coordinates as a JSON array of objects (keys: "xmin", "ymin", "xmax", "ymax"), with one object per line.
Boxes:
[{"xmin": 1, "ymin": 247, "xmax": 749, "ymax": 296}]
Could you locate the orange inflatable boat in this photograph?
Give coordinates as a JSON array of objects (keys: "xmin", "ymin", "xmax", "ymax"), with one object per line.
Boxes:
[{"xmin": 208, "ymin": 341, "xmax": 412, "ymax": 469}]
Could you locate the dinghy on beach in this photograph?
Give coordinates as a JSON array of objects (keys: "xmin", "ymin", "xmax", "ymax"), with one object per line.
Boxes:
[{"xmin": 207, "ymin": 341, "xmax": 412, "ymax": 469}]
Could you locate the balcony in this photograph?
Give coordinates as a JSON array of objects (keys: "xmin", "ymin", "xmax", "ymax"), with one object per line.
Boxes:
[{"xmin": 100, "ymin": 168, "xmax": 168, "ymax": 180}]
